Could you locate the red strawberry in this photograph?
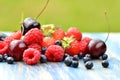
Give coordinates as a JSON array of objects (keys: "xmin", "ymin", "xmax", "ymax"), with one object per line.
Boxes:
[
  {"xmin": 45, "ymin": 45, "xmax": 64, "ymax": 62},
  {"xmin": 42, "ymin": 37, "xmax": 55, "ymax": 48},
  {"xmin": 52, "ymin": 28, "xmax": 65, "ymax": 40},
  {"xmin": 79, "ymin": 37, "xmax": 92, "ymax": 54},
  {"xmin": 65, "ymin": 40, "xmax": 80, "ymax": 56},
  {"xmin": 66, "ymin": 27, "xmax": 82, "ymax": 41}
]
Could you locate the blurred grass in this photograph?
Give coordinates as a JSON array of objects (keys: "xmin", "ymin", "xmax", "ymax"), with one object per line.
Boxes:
[{"xmin": 0, "ymin": 0, "xmax": 120, "ymax": 32}]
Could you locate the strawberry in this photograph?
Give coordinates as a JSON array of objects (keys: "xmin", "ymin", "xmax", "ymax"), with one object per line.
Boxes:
[
  {"xmin": 42, "ymin": 37, "xmax": 55, "ymax": 48},
  {"xmin": 66, "ymin": 27, "xmax": 82, "ymax": 41},
  {"xmin": 52, "ymin": 28, "xmax": 65, "ymax": 40},
  {"xmin": 65, "ymin": 40, "xmax": 80, "ymax": 56}
]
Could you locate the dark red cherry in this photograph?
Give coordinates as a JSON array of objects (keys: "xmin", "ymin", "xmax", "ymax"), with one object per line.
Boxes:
[
  {"xmin": 87, "ymin": 39, "xmax": 106, "ymax": 59},
  {"xmin": 21, "ymin": 17, "xmax": 41, "ymax": 35}
]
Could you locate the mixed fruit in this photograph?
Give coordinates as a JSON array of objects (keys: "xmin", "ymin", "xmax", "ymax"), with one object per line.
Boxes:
[{"xmin": 0, "ymin": 17, "xmax": 109, "ymax": 69}]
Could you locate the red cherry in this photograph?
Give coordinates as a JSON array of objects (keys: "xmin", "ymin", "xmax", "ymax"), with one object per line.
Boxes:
[
  {"xmin": 8, "ymin": 40, "xmax": 27, "ymax": 61},
  {"xmin": 87, "ymin": 39, "xmax": 106, "ymax": 58}
]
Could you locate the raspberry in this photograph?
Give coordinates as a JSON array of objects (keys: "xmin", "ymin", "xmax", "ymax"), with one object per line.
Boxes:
[
  {"xmin": 52, "ymin": 28, "xmax": 65, "ymax": 40},
  {"xmin": 79, "ymin": 37, "xmax": 92, "ymax": 54},
  {"xmin": 65, "ymin": 40, "xmax": 80, "ymax": 56},
  {"xmin": 66, "ymin": 27, "xmax": 82, "ymax": 41},
  {"xmin": 42, "ymin": 37, "xmax": 55, "ymax": 48},
  {"xmin": 23, "ymin": 48, "xmax": 41, "ymax": 65},
  {"xmin": 23, "ymin": 28, "xmax": 43, "ymax": 45},
  {"xmin": 0, "ymin": 41, "xmax": 8, "ymax": 55},
  {"xmin": 45, "ymin": 45, "xmax": 64, "ymax": 62},
  {"xmin": 4, "ymin": 37, "xmax": 14, "ymax": 45},
  {"xmin": 28, "ymin": 43, "xmax": 41, "ymax": 52},
  {"xmin": 10, "ymin": 31, "xmax": 22, "ymax": 40}
]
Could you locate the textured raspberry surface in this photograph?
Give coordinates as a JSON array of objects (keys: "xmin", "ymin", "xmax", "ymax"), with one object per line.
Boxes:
[
  {"xmin": 28, "ymin": 43, "xmax": 41, "ymax": 52},
  {"xmin": 4, "ymin": 37, "xmax": 14, "ymax": 45},
  {"xmin": 65, "ymin": 40, "xmax": 80, "ymax": 56},
  {"xmin": 0, "ymin": 41, "xmax": 8, "ymax": 55},
  {"xmin": 42, "ymin": 37, "xmax": 55, "ymax": 48},
  {"xmin": 45, "ymin": 45, "xmax": 64, "ymax": 62},
  {"xmin": 79, "ymin": 37, "xmax": 92, "ymax": 54},
  {"xmin": 23, "ymin": 28, "xmax": 43, "ymax": 45},
  {"xmin": 52, "ymin": 28, "xmax": 65, "ymax": 40},
  {"xmin": 10, "ymin": 31, "xmax": 22, "ymax": 40},
  {"xmin": 66, "ymin": 27, "xmax": 82, "ymax": 41},
  {"xmin": 23, "ymin": 48, "xmax": 41, "ymax": 65}
]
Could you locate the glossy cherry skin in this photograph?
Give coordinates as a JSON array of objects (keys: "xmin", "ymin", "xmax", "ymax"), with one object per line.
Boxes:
[
  {"xmin": 21, "ymin": 17, "xmax": 41, "ymax": 35},
  {"xmin": 87, "ymin": 39, "xmax": 106, "ymax": 59}
]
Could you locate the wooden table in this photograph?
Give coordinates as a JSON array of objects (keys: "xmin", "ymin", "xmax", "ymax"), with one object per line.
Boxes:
[{"xmin": 0, "ymin": 33, "xmax": 119, "ymax": 80}]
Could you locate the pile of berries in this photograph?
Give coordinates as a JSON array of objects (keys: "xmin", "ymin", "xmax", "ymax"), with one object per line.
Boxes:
[{"xmin": 0, "ymin": 17, "xmax": 109, "ymax": 69}]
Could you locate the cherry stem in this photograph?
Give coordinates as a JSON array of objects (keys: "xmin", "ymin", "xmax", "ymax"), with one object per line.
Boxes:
[
  {"xmin": 35, "ymin": 0, "xmax": 50, "ymax": 20},
  {"xmin": 104, "ymin": 10, "xmax": 110, "ymax": 43}
]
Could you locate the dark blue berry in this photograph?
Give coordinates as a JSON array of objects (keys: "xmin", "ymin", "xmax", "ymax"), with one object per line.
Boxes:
[
  {"xmin": 71, "ymin": 60, "xmax": 79, "ymax": 68},
  {"xmin": 0, "ymin": 33, "xmax": 8, "ymax": 41},
  {"xmin": 3, "ymin": 54, "xmax": 9, "ymax": 61},
  {"xmin": 55, "ymin": 40, "xmax": 62, "ymax": 46},
  {"xmin": 6, "ymin": 57, "xmax": 14, "ymax": 64},
  {"xmin": 21, "ymin": 17, "xmax": 41, "ymax": 35},
  {"xmin": 40, "ymin": 55, "xmax": 47, "ymax": 63},
  {"xmin": 100, "ymin": 54, "xmax": 108, "ymax": 60},
  {"xmin": 85, "ymin": 54, "xmax": 91, "ymax": 59},
  {"xmin": 72, "ymin": 55, "xmax": 79, "ymax": 61},
  {"xmin": 63, "ymin": 53, "xmax": 70, "ymax": 61},
  {"xmin": 102, "ymin": 60, "xmax": 109, "ymax": 68},
  {"xmin": 85, "ymin": 61, "xmax": 93, "ymax": 69},
  {"xmin": 42, "ymin": 46, "xmax": 47, "ymax": 54},
  {"xmin": 64, "ymin": 56, "xmax": 72, "ymax": 66},
  {"xmin": 0, "ymin": 54, "xmax": 3, "ymax": 62},
  {"xmin": 83, "ymin": 57, "xmax": 91, "ymax": 63},
  {"xmin": 78, "ymin": 53, "xmax": 83, "ymax": 59}
]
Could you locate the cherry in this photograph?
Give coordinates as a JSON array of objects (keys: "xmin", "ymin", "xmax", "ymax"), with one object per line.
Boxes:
[
  {"xmin": 21, "ymin": 17, "xmax": 41, "ymax": 35},
  {"xmin": 8, "ymin": 40, "xmax": 27, "ymax": 61},
  {"xmin": 87, "ymin": 39, "xmax": 106, "ymax": 58}
]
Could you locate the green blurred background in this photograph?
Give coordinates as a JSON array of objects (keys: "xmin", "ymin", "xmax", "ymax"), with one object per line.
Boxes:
[{"xmin": 0, "ymin": 0, "xmax": 119, "ymax": 32}]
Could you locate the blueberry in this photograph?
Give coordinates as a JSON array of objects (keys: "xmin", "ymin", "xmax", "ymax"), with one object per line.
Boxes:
[
  {"xmin": 42, "ymin": 46, "xmax": 47, "ymax": 54},
  {"xmin": 64, "ymin": 56, "xmax": 72, "ymax": 66},
  {"xmin": 63, "ymin": 53, "xmax": 70, "ymax": 61},
  {"xmin": 72, "ymin": 55, "xmax": 79, "ymax": 61},
  {"xmin": 100, "ymin": 54, "xmax": 108, "ymax": 60},
  {"xmin": 3, "ymin": 54, "xmax": 9, "ymax": 61},
  {"xmin": 83, "ymin": 57, "xmax": 91, "ymax": 63},
  {"xmin": 85, "ymin": 54, "xmax": 91, "ymax": 59},
  {"xmin": 78, "ymin": 53, "xmax": 83, "ymax": 59},
  {"xmin": 85, "ymin": 61, "xmax": 93, "ymax": 69},
  {"xmin": 55, "ymin": 40, "xmax": 62, "ymax": 46},
  {"xmin": 6, "ymin": 57, "xmax": 14, "ymax": 64},
  {"xmin": 0, "ymin": 33, "xmax": 8, "ymax": 41},
  {"xmin": 21, "ymin": 17, "xmax": 41, "ymax": 35},
  {"xmin": 71, "ymin": 60, "xmax": 79, "ymax": 68},
  {"xmin": 102, "ymin": 60, "xmax": 109, "ymax": 68},
  {"xmin": 40, "ymin": 55, "xmax": 47, "ymax": 63},
  {"xmin": 0, "ymin": 54, "xmax": 3, "ymax": 62}
]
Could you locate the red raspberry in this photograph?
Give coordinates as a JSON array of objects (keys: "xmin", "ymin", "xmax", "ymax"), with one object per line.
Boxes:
[
  {"xmin": 23, "ymin": 28, "xmax": 43, "ymax": 45},
  {"xmin": 52, "ymin": 28, "xmax": 65, "ymax": 40},
  {"xmin": 23, "ymin": 48, "xmax": 41, "ymax": 65},
  {"xmin": 79, "ymin": 37, "xmax": 92, "ymax": 54},
  {"xmin": 10, "ymin": 31, "xmax": 22, "ymax": 40},
  {"xmin": 45, "ymin": 45, "xmax": 64, "ymax": 62},
  {"xmin": 0, "ymin": 41, "xmax": 8, "ymax": 55},
  {"xmin": 4, "ymin": 37, "xmax": 14, "ymax": 45},
  {"xmin": 28, "ymin": 43, "xmax": 41, "ymax": 52},
  {"xmin": 65, "ymin": 40, "xmax": 80, "ymax": 56},
  {"xmin": 66, "ymin": 27, "xmax": 82, "ymax": 41},
  {"xmin": 42, "ymin": 37, "xmax": 55, "ymax": 48}
]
